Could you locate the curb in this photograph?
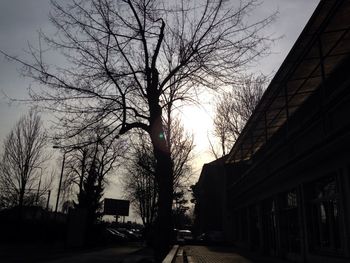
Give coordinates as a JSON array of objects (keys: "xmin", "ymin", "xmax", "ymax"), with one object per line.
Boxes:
[{"xmin": 162, "ymin": 245, "xmax": 179, "ymax": 263}]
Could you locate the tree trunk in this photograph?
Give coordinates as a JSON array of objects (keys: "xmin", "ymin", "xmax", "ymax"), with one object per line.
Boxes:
[
  {"xmin": 18, "ymin": 186, "xmax": 26, "ymax": 220},
  {"xmin": 154, "ymin": 147, "xmax": 173, "ymax": 261},
  {"xmin": 19, "ymin": 187, "xmax": 25, "ymax": 208},
  {"xmin": 149, "ymin": 108, "xmax": 174, "ymax": 262}
]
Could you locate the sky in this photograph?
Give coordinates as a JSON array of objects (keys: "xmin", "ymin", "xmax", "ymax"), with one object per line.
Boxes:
[{"xmin": 0, "ymin": 0, "xmax": 319, "ymax": 219}]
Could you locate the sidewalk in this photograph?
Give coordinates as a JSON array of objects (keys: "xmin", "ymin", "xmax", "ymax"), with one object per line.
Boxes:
[{"xmin": 183, "ymin": 246, "xmax": 252, "ymax": 263}]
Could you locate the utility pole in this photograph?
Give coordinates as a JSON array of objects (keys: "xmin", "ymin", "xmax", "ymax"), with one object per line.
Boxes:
[
  {"xmin": 55, "ymin": 150, "xmax": 66, "ymax": 213},
  {"xmin": 34, "ymin": 166, "xmax": 43, "ymax": 205},
  {"xmin": 53, "ymin": 146, "xmax": 78, "ymax": 214},
  {"xmin": 46, "ymin": 190, "xmax": 51, "ymax": 210}
]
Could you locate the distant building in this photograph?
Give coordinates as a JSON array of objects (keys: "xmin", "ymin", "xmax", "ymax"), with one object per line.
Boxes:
[
  {"xmin": 195, "ymin": 0, "xmax": 350, "ymax": 262},
  {"xmin": 193, "ymin": 156, "xmax": 227, "ymax": 234},
  {"xmin": 193, "ymin": 156, "xmax": 249, "ymax": 239}
]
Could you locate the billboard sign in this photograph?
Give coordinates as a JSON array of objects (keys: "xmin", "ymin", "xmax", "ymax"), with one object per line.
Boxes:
[{"xmin": 103, "ymin": 198, "xmax": 130, "ymax": 216}]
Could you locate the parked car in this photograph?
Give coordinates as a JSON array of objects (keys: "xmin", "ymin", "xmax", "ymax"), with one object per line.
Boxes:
[
  {"xmin": 176, "ymin": 229, "xmax": 193, "ymax": 244},
  {"xmin": 197, "ymin": 231, "xmax": 224, "ymax": 244},
  {"xmin": 105, "ymin": 227, "xmax": 127, "ymax": 242},
  {"xmin": 117, "ymin": 227, "xmax": 140, "ymax": 241}
]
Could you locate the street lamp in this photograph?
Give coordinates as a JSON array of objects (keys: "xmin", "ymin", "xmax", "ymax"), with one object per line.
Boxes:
[
  {"xmin": 53, "ymin": 145, "xmax": 77, "ymax": 213},
  {"xmin": 33, "ymin": 166, "xmax": 43, "ymax": 205}
]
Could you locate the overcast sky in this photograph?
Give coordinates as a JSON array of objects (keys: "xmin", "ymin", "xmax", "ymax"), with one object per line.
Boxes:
[{"xmin": 0, "ymin": 0, "xmax": 320, "ymax": 214}]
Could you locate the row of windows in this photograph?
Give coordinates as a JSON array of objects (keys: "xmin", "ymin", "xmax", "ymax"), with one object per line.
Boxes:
[{"xmin": 232, "ymin": 174, "xmax": 343, "ymax": 256}]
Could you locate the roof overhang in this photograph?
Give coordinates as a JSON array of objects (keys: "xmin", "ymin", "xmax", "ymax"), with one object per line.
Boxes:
[{"xmin": 227, "ymin": 0, "xmax": 350, "ymax": 163}]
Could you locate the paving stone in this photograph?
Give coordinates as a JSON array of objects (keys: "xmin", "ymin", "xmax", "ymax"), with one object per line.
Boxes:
[{"xmin": 183, "ymin": 245, "xmax": 252, "ymax": 263}]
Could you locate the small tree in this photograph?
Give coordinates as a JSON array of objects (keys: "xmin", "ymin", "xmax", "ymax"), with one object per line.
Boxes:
[
  {"xmin": 210, "ymin": 74, "xmax": 266, "ymax": 158},
  {"xmin": 77, "ymin": 160, "xmax": 103, "ymax": 225},
  {"xmin": 124, "ymin": 134, "xmax": 158, "ymax": 226},
  {"xmin": 0, "ymin": 110, "xmax": 49, "ymax": 209},
  {"xmin": 60, "ymin": 133, "xmax": 126, "ymax": 221},
  {"xmin": 173, "ymin": 190, "xmax": 191, "ymax": 229}
]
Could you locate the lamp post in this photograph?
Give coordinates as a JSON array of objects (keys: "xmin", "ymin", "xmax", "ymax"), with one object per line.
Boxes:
[
  {"xmin": 33, "ymin": 166, "xmax": 43, "ymax": 205},
  {"xmin": 46, "ymin": 190, "xmax": 51, "ymax": 210},
  {"xmin": 53, "ymin": 146, "xmax": 77, "ymax": 213},
  {"xmin": 55, "ymin": 149, "xmax": 66, "ymax": 213}
]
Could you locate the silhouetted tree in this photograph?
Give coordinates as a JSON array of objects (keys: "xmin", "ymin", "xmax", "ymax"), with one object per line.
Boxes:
[
  {"xmin": 1, "ymin": 0, "xmax": 275, "ymax": 258},
  {"xmin": 124, "ymin": 135, "xmax": 158, "ymax": 226},
  {"xmin": 189, "ymin": 183, "xmax": 202, "ymax": 236},
  {"xmin": 60, "ymin": 133, "xmax": 126, "ymax": 219},
  {"xmin": 124, "ymin": 115, "xmax": 194, "ymax": 227},
  {"xmin": 173, "ymin": 190, "xmax": 191, "ymax": 229},
  {"xmin": 0, "ymin": 110, "xmax": 49, "ymax": 209},
  {"xmin": 62, "ymin": 200, "xmax": 75, "ymax": 214},
  {"xmin": 77, "ymin": 160, "xmax": 104, "ymax": 225},
  {"xmin": 210, "ymin": 74, "xmax": 267, "ymax": 158}
]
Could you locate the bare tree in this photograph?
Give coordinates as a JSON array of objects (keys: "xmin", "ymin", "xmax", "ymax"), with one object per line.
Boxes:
[
  {"xmin": 123, "ymin": 115, "xmax": 194, "ymax": 227},
  {"xmin": 60, "ymin": 132, "xmax": 126, "ymax": 216},
  {"xmin": 123, "ymin": 133, "xmax": 158, "ymax": 226},
  {"xmin": 210, "ymin": 73, "xmax": 267, "ymax": 158},
  {"xmin": 0, "ymin": 109, "xmax": 49, "ymax": 209},
  {"xmin": 166, "ymin": 117, "xmax": 194, "ymax": 191},
  {"xmin": 1, "ymin": 0, "xmax": 275, "ymax": 257}
]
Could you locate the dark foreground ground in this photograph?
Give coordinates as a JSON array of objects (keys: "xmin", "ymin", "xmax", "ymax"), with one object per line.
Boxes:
[
  {"xmin": 1, "ymin": 244, "xmax": 250, "ymax": 263},
  {"xmin": 1, "ymin": 244, "xmax": 292, "ymax": 263},
  {"xmin": 0, "ymin": 242, "xmax": 152, "ymax": 263}
]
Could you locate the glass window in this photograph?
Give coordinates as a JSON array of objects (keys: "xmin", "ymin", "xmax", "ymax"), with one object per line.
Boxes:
[
  {"xmin": 306, "ymin": 174, "xmax": 342, "ymax": 253},
  {"xmin": 287, "ymin": 191, "xmax": 298, "ymax": 208},
  {"xmin": 262, "ymin": 198, "xmax": 278, "ymax": 256},
  {"xmin": 241, "ymin": 208, "xmax": 248, "ymax": 242},
  {"xmin": 279, "ymin": 189, "xmax": 301, "ymax": 253},
  {"xmin": 249, "ymin": 205, "xmax": 260, "ymax": 250}
]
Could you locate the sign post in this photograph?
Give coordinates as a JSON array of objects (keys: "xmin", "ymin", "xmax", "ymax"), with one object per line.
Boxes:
[{"xmin": 104, "ymin": 199, "xmax": 130, "ymax": 221}]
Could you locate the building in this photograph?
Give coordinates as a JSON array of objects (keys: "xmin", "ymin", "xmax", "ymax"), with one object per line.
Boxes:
[
  {"xmin": 193, "ymin": 156, "xmax": 249, "ymax": 240},
  {"xmin": 195, "ymin": 0, "xmax": 350, "ymax": 262}
]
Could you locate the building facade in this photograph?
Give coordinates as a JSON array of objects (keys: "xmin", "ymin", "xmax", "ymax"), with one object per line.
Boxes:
[{"xmin": 196, "ymin": 1, "xmax": 350, "ymax": 262}]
